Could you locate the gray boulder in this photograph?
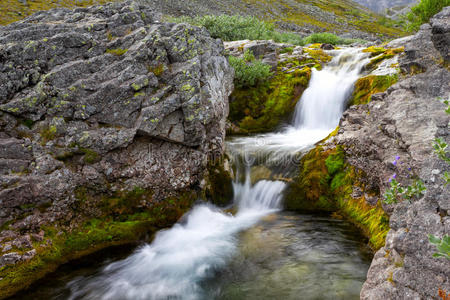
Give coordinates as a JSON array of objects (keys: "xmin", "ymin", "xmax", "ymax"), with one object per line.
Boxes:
[
  {"xmin": 0, "ymin": 0, "xmax": 233, "ymax": 262},
  {"xmin": 328, "ymin": 10, "xmax": 450, "ymax": 300}
]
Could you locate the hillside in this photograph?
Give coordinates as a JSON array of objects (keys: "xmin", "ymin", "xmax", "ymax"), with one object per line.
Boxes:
[
  {"xmin": 353, "ymin": 0, "xmax": 418, "ymax": 13},
  {"xmin": 0, "ymin": 0, "xmax": 404, "ymax": 40}
]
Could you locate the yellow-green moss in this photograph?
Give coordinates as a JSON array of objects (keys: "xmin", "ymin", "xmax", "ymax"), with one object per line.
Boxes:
[
  {"xmin": 204, "ymin": 158, "xmax": 234, "ymax": 206},
  {"xmin": 106, "ymin": 48, "xmax": 128, "ymax": 56},
  {"xmin": 304, "ymin": 48, "xmax": 332, "ymax": 63},
  {"xmin": 285, "ymin": 145, "xmax": 389, "ymax": 250},
  {"xmin": 350, "ymin": 74, "xmax": 398, "ymax": 106},
  {"xmin": 363, "ymin": 47, "xmax": 404, "ymax": 71},
  {"xmin": 0, "ymin": 187, "xmax": 197, "ymax": 299},
  {"xmin": 0, "ymin": 0, "xmax": 117, "ymax": 26},
  {"xmin": 229, "ymin": 66, "xmax": 311, "ymax": 134}
]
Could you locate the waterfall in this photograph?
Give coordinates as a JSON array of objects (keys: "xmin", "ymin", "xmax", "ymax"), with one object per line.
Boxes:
[{"xmin": 66, "ymin": 47, "xmax": 369, "ymax": 300}]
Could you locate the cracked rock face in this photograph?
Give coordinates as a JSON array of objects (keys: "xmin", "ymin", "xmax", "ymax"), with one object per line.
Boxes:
[
  {"xmin": 0, "ymin": 0, "xmax": 233, "ymax": 258},
  {"xmin": 327, "ymin": 9, "xmax": 450, "ymax": 300}
]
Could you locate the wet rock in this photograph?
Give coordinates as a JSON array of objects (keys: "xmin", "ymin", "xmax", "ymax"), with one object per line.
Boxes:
[{"xmin": 320, "ymin": 43, "xmax": 334, "ymax": 50}]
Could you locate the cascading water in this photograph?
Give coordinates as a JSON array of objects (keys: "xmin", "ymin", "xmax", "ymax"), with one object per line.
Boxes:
[
  {"xmin": 62, "ymin": 47, "xmax": 371, "ymax": 300},
  {"xmin": 227, "ymin": 48, "xmax": 370, "ymax": 157}
]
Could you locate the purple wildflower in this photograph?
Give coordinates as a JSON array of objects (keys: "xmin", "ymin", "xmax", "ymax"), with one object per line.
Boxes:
[
  {"xmin": 393, "ymin": 160, "xmax": 397, "ymax": 166},
  {"xmin": 395, "ymin": 155, "xmax": 400, "ymax": 161}
]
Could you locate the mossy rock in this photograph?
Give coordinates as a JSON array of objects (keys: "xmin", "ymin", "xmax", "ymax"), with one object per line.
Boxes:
[
  {"xmin": 363, "ymin": 47, "xmax": 404, "ymax": 71},
  {"xmin": 229, "ymin": 67, "xmax": 311, "ymax": 134},
  {"xmin": 205, "ymin": 159, "xmax": 234, "ymax": 207},
  {"xmin": 349, "ymin": 74, "xmax": 398, "ymax": 106},
  {"xmin": 0, "ymin": 187, "xmax": 198, "ymax": 299},
  {"xmin": 284, "ymin": 144, "xmax": 389, "ymax": 250}
]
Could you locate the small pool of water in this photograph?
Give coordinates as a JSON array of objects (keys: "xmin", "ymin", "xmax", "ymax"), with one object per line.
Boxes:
[{"xmin": 10, "ymin": 212, "xmax": 372, "ymax": 300}]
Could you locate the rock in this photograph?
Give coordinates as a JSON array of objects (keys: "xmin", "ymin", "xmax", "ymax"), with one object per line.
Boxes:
[
  {"xmin": 325, "ymin": 10, "xmax": 450, "ymax": 299},
  {"xmin": 11, "ymin": 235, "xmax": 32, "ymax": 250},
  {"xmin": 0, "ymin": 0, "xmax": 233, "ymax": 272},
  {"xmin": 0, "ymin": 252, "xmax": 21, "ymax": 267},
  {"xmin": 430, "ymin": 6, "xmax": 450, "ymax": 63},
  {"xmin": 320, "ymin": 43, "xmax": 334, "ymax": 50}
]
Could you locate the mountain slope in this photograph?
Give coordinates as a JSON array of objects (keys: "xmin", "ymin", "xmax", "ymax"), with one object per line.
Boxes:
[
  {"xmin": 0, "ymin": 0, "xmax": 405, "ymax": 39},
  {"xmin": 352, "ymin": 0, "xmax": 418, "ymax": 13}
]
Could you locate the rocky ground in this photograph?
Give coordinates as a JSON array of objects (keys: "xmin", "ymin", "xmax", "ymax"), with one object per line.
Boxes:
[
  {"xmin": 0, "ymin": 1, "xmax": 233, "ymax": 297},
  {"xmin": 326, "ymin": 7, "xmax": 450, "ymax": 299},
  {"xmin": 0, "ymin": 0, "xmax": 404, "ymax": 40}
]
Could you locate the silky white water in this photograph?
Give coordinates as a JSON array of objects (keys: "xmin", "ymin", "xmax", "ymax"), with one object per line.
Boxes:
[
  {"xmin": 66, "ymin": 47, "xmax": 370, "ymax": 300},
  {"xmin": 228, "ymin": 48, "xmax": 370, "ymax": 158}
]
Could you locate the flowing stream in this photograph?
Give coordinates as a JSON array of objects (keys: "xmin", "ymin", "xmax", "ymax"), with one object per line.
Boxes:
[{"xmin": 11, "ymin": 48, "xmax": 373, "ymax": 300}]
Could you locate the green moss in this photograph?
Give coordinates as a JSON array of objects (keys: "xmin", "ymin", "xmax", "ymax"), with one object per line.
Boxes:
[
  {"xmin": 280, "ymin": 47, "xmax": 294, "ymax": 54},
  {"xmin": 229, "ymin": 66, "xmax": 311, "ymax": 134},
  {"xmin": 106, "ymin": 48, "xmax": 128, "ymax": 56},
  {"xmin": 325, "ymin": 150, "xmax": 345, "ymax": 176},
  {"xmin": 0, "ymin": 187, "xmax": 198, "ymax": 299},
  {"xmin": 285, "ymin": 144, "xmax": 389, "ymax": 250},
  {"xmin": 205, "ymin": 159, "xmax": 233, "ymax": 206},
  {"xmin": 148, "ymin": 64, "xmax": 165, "ymax": 76},
  {"xmin": 304, "ymin": 48, "xmax": 332, "ymax": 63},
  {"xmin": 350, "ymin": 74, "xmax": 398, "ymax": 106},
  {"xmin": 80, "ymin": 148, "xmax": 100, "ymax": 164},
  {"xmin": 363, "ymin": 47, "xmax": 404, "ymax": 71}
]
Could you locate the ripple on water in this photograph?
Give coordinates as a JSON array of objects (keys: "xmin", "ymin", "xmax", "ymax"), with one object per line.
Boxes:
[{"xmin": 205, "ymin": 212, "xmax": 372, "ymax": 300}]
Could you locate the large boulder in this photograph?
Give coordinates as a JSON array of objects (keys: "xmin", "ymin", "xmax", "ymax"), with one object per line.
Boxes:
[
  {"xmin": 0, "ymin": 0, "xmax": 233, "ymax": 293},
  {"xmin": 327, "ymin": 9, "xmax": 449, "ymax": 300}
]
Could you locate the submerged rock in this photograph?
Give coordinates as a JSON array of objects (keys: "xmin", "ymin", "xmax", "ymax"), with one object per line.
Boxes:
[{"xmin": 0, "ymin": 0, "xmax": 233, "ymax": 297}]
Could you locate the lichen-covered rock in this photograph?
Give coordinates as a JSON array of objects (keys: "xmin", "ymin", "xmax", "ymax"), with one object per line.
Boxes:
[
  {"xmin": 324, "ymin": 11, "xmax": 449, "ymax": 300},
  {"xmin": 0, "ymin": 1, "xmax": 233, "ymax": 296},
  {"xmin": 431, "ymin": 6, "xmax": 450, "ymax": 64}
]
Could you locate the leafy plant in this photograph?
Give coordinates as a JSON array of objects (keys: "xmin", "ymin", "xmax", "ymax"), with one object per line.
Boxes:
[
  {"xmin": 228, "ymin": 55, "xmax": 272, "ymax": 89},
  {"xmin": 428, "ymin": 234, "xmax": 450, "ymax": 260},
  {"xmin": 383, "ymin": 178, "xmax": 426, "ymax": 204},
  {"xmin": 404, "ymin": 0, "xmax": 450, "ymax": 31}
]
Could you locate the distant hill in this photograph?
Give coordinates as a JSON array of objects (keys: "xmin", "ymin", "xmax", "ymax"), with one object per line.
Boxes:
[
  {"xmin": 352, "ymin": 0, "xmax": 418, "ymax": 13},
  {"xmin": 0, "ymin": 0, "xmax": 405, "ymax": 40}
]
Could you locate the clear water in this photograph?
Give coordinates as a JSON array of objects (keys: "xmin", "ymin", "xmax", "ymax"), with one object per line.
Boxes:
[{"xmin": 8, "ymin": 47, "xmax": 373, "ymax": 300}]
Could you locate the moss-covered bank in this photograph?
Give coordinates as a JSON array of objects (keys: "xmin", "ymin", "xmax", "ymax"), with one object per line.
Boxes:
[
  {"xmin": 229, "ymin": 66, "xmax": 311, "ymax": 134},
  {"xmin": 350, "ymin": 74, "xmax": 398, "ymax": 105},
  {"xmin": 284, "ymin": 145, "xmax": 389, "ymax": 250},
  {"xmin": 0, "ymin": 188, "xmax": 199, "ymax": 299}
]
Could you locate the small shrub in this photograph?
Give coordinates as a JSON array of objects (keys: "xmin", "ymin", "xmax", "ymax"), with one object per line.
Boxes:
[
  {"xmin": 168, "ymin": 15, "xmax": 304, "ymax": 46},
  {"xmin": 404, "ymin": 0, "xmax": 450, "ymax": 31},
  {"xmin": 303, "ymin": 33, "xmax": 363, "ymax": 45},
  {"xmin": 280, "ymin": 47, "xmax": 294, "ymax": 54},
  {"xmin": 228, "ymin": 55, "xmax": 272, "ymax": 89}
]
